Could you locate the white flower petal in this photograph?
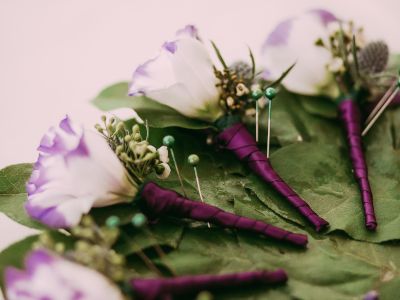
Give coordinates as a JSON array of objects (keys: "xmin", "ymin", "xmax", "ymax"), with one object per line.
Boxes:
[
  {"xmin": 129, "ymin": 25, "xmax": 223, "ymax": 123},
  {"xmin": 26, "ymin": 117, "xmax": 138, "ymax": 228},
  {"xmin": 156, "ymin": 163, "xmax": 171, "ymax": 179},
  {"xmin": 262, "ymin": 9, "xmax": 340, "ymax": 98},
  {"xmin": 5, "ymin": 250, "xmax": 124, "ymax": 300},
  {"xmin": 157, "ymin": 146, "xmax": 169, "ymax": 163}
]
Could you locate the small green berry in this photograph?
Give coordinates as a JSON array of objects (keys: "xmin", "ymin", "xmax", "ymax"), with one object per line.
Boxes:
[
  {"xmin": 132, "ymin": 124, "xmax": 140, "ymax": 134},
  {"xmin": 131, "ymin": 213, "xmax": 147, "ymax": 228},
  {"xmin": 162, "ymin": 135, "xmax": 175, "ymax": 147},
  {"xmin": 196, "ymin": 291, "xmax": 214, "ymax": 300},
  {"xmin": 116, "ymin": 122, "xmax": 125, "ymax": 132},
  {"xmin": 106, "ymin": 215, "xmax": 120, "ymax": 228},
  {"xmin": 265, "ymin": 87, "xmax": 277, "ymax": 100},
  {"xmin": 251, "ymin": 89, "xmax": 263, "ymax": 100},
  {"xmin": 188, "ymin": 154, "xmax": 200, "ymax": 166}
]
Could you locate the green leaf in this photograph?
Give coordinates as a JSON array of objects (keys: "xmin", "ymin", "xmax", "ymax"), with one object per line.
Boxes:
[
  {"xmin": 0, "ymin": 235, "xmax": 38, "ymax": 293},
  {"xmin": 115, "ymin": 219, "xmax": 184, "ymax": 255},
  {"xmin": 245, "ymin": 138, "xmax": 400, "ymax": 242},
  {"xmin": 0, "ymin": 164, "xmax": 44, "ymax": 229},
  {"xmin": 92, "ymin": 82, "xmax": 210, "ymax": 129},
  {"xmin": 161, "ymin": 222, "xmax": 400, "ymax": 300},
  {"xmin": 267, "ymin": 62, "xmax": 296, "ymax": 88}
]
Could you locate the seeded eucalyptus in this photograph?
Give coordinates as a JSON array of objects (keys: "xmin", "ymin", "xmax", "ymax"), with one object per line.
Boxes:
[
  {"xmin": 315, "ymin": 21, "xmax": 392, "ymax": 100},
  {"xmin": 95, "ymin": 116, "xmax": 170, "ymax": 184},
  {"xmin": 35, "ymin": 215, "xmax": 126, "ymax": 282}
]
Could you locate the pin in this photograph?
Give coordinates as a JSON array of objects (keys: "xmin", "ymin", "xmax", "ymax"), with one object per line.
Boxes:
[
  {"xmin": 163, "ymin": 135, "xmax": 187, "ymax": 197},
  {"xmin": 131, "ymin": 213, "xmax": 177, "ymax": 276},
  {"xmin": 145, "ymin": 119, "xmax": 149, "ymax": 141},
  {"xmin": 131, "ymin": 213, "xmax": 166, "ymax": 258},
  {"xmin": 105, "ymin": 215, "xmax": 162, "ymax": 276},
  {"xmin": 188, "ymin": 154, "xmax": 210, "ymax": 228},
  {"xmin": 264, "ymin": 87, "xmax": 277, "ymax": 158},
  {"xmin": 251, "ymin": 89, "xmax": 263, "ymax": 142},
  {"xmin": 362, "ymin": 78, "xmax": 400, "ymax": 136}
]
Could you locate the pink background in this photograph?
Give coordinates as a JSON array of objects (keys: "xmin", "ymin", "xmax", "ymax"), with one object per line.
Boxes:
[{"xmin": 0, "ymin": 0, "xmax": 399, "ymax": 277}]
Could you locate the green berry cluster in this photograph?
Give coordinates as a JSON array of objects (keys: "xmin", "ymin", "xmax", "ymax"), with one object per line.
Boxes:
[
  {"xmin": 95, "ymin": 116, "xmax": 169, "ymax": 184},
  {"xmin": 35, "ymin": 215, "xmax": 126, "ymax": 282}
]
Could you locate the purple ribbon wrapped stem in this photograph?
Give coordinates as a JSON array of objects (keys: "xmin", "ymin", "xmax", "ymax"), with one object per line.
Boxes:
[
  {"xmin": 338, "ymin": 99, "xmax": 377, "ymax": 230},
  {"xmin": 140, "ymin": 182, "xmax": 308, "ymax": 247},
  {"xmin": 215, "ymin": 123, "xmax": 329, "ymax": 232},
  {"xmin": 131, "ymin": 269, "xmax": 287, "ymax": 300}
]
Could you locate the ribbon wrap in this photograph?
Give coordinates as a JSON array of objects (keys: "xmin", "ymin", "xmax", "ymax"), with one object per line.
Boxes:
[
  {"xmin": 140, "ymin": 182, "xmax": 308, "ymax": 247},
  {"xmin": 338, "ymin": 99, "xmax": 377, "ymax": 230},
  {"xmin": 131, "ymin": 269, "xmax": 287, "ymax": 300},
  {"xmin": 215, "ymin": 123, "xmax": 329, "ymax": 232}
]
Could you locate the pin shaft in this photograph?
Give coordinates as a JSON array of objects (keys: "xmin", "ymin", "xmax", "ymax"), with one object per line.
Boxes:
[
  {"xmin": 255, "ymin": 101, "xmax": 259, "ymax": 142},
  {"xmin": 267, "ymin": 100, "xmax": 272, "ymax": 158},
  {"xmin": 145, "ymin": 119, "xmax": 149, "ymax": 141},
  {"xmin": 170, "ymin": 149, "xmax": 187, "ymax": 197},
  {"xmin": 365, "ymin": 80, "xmax": 398, "ymax": 125},
  {"xmin": 362, "ymin": 87, "xmax": 399, "ymax": 136},
  {"xmin": 194, "ymin": 166, "xmax": 210, "ymax": 228}
]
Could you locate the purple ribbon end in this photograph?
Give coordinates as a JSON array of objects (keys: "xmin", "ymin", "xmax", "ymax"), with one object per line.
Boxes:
[{"xmin": 366, "ymin": 222, "xmax": 377, "ymax": 231}]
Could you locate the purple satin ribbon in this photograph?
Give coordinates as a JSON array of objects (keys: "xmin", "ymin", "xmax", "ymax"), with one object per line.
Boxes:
[
  {"xmin": 140, "ymin": 182, "xmax": 308, "ymax": 247},
  {"xmin": 338, "ymin": 99, "xmax": 377, "ymax": 230},
  {"xmin": 131, "ymin": 269, "xmax": 287, "ymax": 300},
  {"xmin": 215, "ymin": 123, "xmax": 329, "ymax": 232}
]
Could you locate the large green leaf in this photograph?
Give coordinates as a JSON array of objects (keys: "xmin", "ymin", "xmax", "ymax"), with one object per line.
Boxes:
[
  {"xmin": 245, "ymin": 103, "xmax": 400, "ymax": 243},
  {"xmin": 161, "ymin": 200, "xmax": 400, "ymax": 300},
  {"xmin": 92, "ymin": 82, "xmax": 210, "ymax": 129},
  {"xmin": 0, "ymin": 164, "xmax": 44, "ymax": 229}
]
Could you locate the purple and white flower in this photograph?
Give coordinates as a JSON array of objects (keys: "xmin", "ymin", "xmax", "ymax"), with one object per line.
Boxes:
[
  {"xmin": 5, "ymin": 249, "xmax": 124, "ymax": 300},
  {"xmin": 129, "ymin": 25, "xmax": 223, "ymax": 123},
  {"xmin": 25, "ymin": 116, "xmax": 137, "ymax": 228},
  {"xmin": 261, "ymin": 9, "xmax": 340, "ymax": 98}
]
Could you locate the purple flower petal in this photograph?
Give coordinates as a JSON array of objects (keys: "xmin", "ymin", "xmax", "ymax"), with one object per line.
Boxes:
[
  {"xmin": 309, "ymin": 8, "xmax": 337, "ymax": 26},
  {"xmin": 5, "ymin": 250, "xmax": 53, "ymax": 289},
  {"xmin": 5, "ymin": 250, "xmax": 124, "ymax": 300},
  {"xmin": 176, "ymin": 24, "xmax": 200, "ymax": 40},
  {"xmin": 25, "ymin": 202, "xmax": 68, "ymax": 228},
  {"xmin": 162, "ymin": 41, "xmax": 177, "ymax": 53},
  {"xmin": 263, "ymin": 18, "xmax": 294, "ymax": 48}
]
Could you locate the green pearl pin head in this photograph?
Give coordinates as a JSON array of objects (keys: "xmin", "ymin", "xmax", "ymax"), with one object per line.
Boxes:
[
  {"xmin": 188, "ymin": 154, "xmax": 200, "ymax": 166},
  {"xmin": 131, "ymin": 213, "xmax": 147, "ymax": 228},
  {"xmin": 106, "ymin": 215, "xmax": 120, "ymax": 228},
  {"xmin": 162, "ymin": 135, "xmax": 175, "ymax": 147},
  {"xmin": 251, "ymin": 89, "xmax": 263, "ymax": 100},
  {"xmin": 265, "ymin": 87, "xmax": 277, "ymax": 100}
]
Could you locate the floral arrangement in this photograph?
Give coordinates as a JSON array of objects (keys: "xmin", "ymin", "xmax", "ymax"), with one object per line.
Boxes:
[{"xmin": 1, "ymin": 9, "xmax": 400, "ymax": 300}]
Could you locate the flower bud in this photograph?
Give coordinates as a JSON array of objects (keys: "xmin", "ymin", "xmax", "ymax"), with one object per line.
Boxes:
[
  {"xmin": 132, "ymin": 124, "xmax": 140, "ymax": 134},
  {"xmin": 116, "ymin": 122, "xmax": 125, "ymax": 132},
  {"xmin": 236, "ymin": 83, "xmax": 249, "ymax": 97},
  {"xmin": 115, "ymin": 145, "xmax": 124, "ymax": 155},
  {"xmin": 95, "ymin": 124, "xmax": 103, "ymax": 133}
]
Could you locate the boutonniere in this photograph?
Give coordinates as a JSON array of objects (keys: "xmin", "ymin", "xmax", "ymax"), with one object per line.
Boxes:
[
  {"xmin": 127, "ymin": 25, "xmax": 328, "ymax": 232},
  {"xmin": 262, "ymin": 9, "xmax": 400, "ymax": 230}
]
